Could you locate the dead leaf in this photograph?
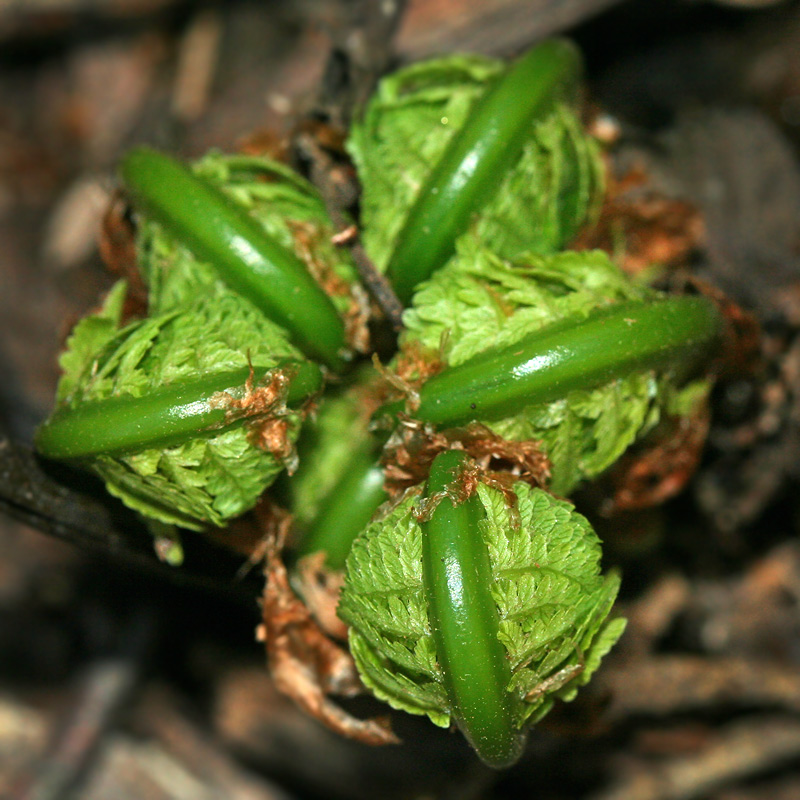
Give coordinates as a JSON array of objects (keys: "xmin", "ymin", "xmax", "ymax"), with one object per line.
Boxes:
[{"xmin": 258, "ymin": 503, "xmax": 399, "ymax": 746}]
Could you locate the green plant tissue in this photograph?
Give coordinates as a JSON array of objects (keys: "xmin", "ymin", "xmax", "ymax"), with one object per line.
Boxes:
[
  {"xmin": 338, "ymin": 479, "xmax": 625, "ymax": 729},
  {"xmin": 347, "ymin": 54, "xmax": 604, "ymax": 272},
  {"xmin": 400, "ymin": 243, "xmax": 708, "ymax": 495},
  {"xmin": 286, "ymin": 377, "xmax": 375, "ymax": 530},
  {"xmin": 53, "ymin": 280, "xmax": 307, "ymax": 530},
  {"xmin": 138, "ymin": 153, "xmax": 360, "ymax": 317}
]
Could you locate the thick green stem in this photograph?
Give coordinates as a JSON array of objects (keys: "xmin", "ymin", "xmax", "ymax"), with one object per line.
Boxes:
[
  {"xmin": 294, "ymin": 449, "xmax": 388, "ymax": 570},
  {"xmin": 405, "ymin": 295, "xmax": 721, "ymax": 427},
  {"xmin": 36, "ymin": 362, "xmax": 322, "ymax": 459},
  {"xmin": 386, "ymin": 39, "xmax": 581, "ymax": 303},
  {"xmin": 421, "ymin": 450, "xmax": 524, "ymax": 768},
  {"xmin": 121, "ymin": 148, "xmax": 348, "ymax": 371}
]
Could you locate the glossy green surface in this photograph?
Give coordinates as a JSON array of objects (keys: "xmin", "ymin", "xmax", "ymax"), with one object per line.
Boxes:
[
  {"xmin": 295, "ymin": 450, "xmax": 388, "ymax": 570},
  {"xmin": 413, "ymin": 295, "xmax": 722, "ymax": 427},
  {"xmin": 386, "ymin": 39, "xmax": 581, "ymax": 302},
  {"xmin": 421, "ymin": 450, "xmax": 524, "ymax": 768},
  {"xmin": 121, "ymin": 148, "xmax": 347, "ymax": 370},
  {"xmin": 35, "ymin": 362, "xmax": 322, "ymax": 459}
]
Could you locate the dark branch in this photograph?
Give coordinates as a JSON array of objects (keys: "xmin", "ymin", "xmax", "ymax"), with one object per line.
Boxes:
[{"xmin": 0, "ymin": 430, "xmax": 260, "ymax": 606}]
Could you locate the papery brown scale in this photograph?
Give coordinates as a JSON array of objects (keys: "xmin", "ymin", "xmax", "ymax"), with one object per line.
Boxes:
[
  {"xmin": 236, "ymin": 128, "xmax": 291, "ymax": 162},
  {"xmin": 209, "ymin": 368, "xmax": 303, "ymax": 470},
  {"xmin": 98, "ymin": 191, "xmax": 148, "ymax": 315},
  {"xmin": 682, "ymin": 275, "xmax": 761, "ymax": 377},
  {"xmin": 371, "ymin": 341, "xmax": 447, "ymax": 414},
  {"xmin": 288, "ymin": 218, "xmax": 371, "ymax": 353},
  {"xmin": 258, "ymin": 502, "xmax": 398, "ymax": 746},
  {"xmin": 605, "ymin": 403, "xmax": 712, "ymax": 514},
  {"xmin": 382, "ymin": 419, "xmax": 550, "ymax": 498},
  {"xmin": 572, "ymin": 165, "xmax": 705, "ymax": 276},
  {"xmin": 288, "ymin": 220, "xmax": 349, "ymax": 297},
  {"xmin": 294, "ymin": 552, "xmax": 349, "ymax": 641}
]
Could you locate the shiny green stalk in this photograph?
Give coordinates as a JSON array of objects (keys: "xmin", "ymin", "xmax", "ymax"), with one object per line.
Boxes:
[
  {"xmin": 386, "ymin": 39, "xmax": 581, "ymax": 302},
  {"xmin": 121, "ymin": 147, "xmax": 348, "ymax": 371},
  {"xmin": 421, "ymin": 450, "xmax": 524, "ymax": 768},
  {"xmin": 36, "ymin": 362, "xmax": 322, "ymax": 459},
  {"xmin": 295, "ymin": 450, "xmax": 388, "ymax": 570},
  {"xmin": 409, "ymin": 295, "xmax": 721, "ymax": 427}
]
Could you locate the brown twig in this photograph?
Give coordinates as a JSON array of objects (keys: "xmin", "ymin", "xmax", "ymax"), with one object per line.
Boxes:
[
  {"xmin": 600, "ymin": 655, "xmax": 800, "ymax": 718},
  {"xmin": 313, "ymin": 0, "xmax": 409, "ymax": 127},
  {"xmin": 293, "ymin": 129, "xmax": 405, "ymax": 331},
  {"xmin": 592, "ymin": 716, "xmax": 800, "ymax": 800},
  {"xmin": 137, "ymin": 687, "xmax": 296, "ymax": 800}
]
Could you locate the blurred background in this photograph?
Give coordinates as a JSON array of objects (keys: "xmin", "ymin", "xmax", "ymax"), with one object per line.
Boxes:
[{"xmin": 2, "ymin": 1, "xmax": 800, "ymax": 798}]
